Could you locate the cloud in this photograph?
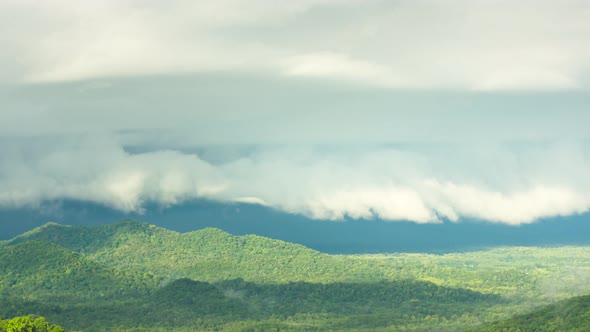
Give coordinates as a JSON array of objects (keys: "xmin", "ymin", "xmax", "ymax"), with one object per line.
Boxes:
[
  {"xmin": 423, "ymin": 181, "xmax": 589, "ymax": 224},
  {"xmin": 281, "ymin": 52, "xmax": 396, "ymax": 87},
  {"xmin": 1, "ymin": 0, "xmax": 589, "ymax": 90},
  {"xmin": 1, "ymin": 136, "xmax": 589, "ymax": 225},
  {"xmin": 1, "ymin": 74, "xmax": 589, "ymax": 145},
  {"xmin": 1, "ymin": 1, "xmax": 589, "ymax": 226}
]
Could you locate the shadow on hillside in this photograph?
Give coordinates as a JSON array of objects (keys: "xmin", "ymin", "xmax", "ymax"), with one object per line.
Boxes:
[{"xmin": 1, "ymin": 277, "xmax": 503, "ymax": 331}]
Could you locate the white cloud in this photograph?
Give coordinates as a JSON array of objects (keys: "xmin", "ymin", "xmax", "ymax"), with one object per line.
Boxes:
[
  {"xmin": 1, "ymin": 137, "xmax": 589, "ymax": 225},
  {"xmin": 300, "ymin": 187, "xmax": 436, "ymax": 223},
  {"xmin": 1, "ymin": 0, "xmax": 589, "ymax": 89},
  {"xmin": 423, "ymin": 181, "xmax": 590, "ymax": 224},
  {"xmin": 1, "ymin": 0, "xmax": 589, "ymax": 226},
  {"xmin": 282, "ymin": 52, "xmax": 397, "ymax": 87}
]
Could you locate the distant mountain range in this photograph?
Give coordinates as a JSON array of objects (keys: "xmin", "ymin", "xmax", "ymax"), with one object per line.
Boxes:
[
  {"xmin": 2, "ymin": 199, "xmax": 590, "ymax": 253},
  {"xmin": 4, "ymin": 220, "xmax": 379, "ymax": 283}
]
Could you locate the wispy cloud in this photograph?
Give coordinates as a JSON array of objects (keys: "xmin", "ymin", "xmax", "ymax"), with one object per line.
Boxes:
[{"xmin": 281, "ymin": 52, "xmax": 397, "ymax": 87}]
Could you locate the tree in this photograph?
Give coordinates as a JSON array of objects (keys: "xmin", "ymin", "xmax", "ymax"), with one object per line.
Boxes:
[{"xmin": 0, "ymin": 315, "xmax": 64, "ymax": 332}]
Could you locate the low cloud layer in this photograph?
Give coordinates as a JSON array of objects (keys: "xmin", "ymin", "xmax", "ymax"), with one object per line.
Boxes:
[
  {"xmin": 1, "ymin": 136, "xmax": 589, "ymax": 225},
  {"xmin": 1, "ymin": 1, "xmax": 589, "ymax": 227}
]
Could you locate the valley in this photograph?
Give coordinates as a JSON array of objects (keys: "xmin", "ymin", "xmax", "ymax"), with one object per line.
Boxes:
[{"xmin": 1, "ymin": 220, "xmax": 589, "ymax": 331}]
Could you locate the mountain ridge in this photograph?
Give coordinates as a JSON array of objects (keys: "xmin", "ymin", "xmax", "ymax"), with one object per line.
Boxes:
[
  {"xmin": 0, "ymin": 221, "xmax": 508, "ymax": 331},
  {"xmin": 2, "ymin": 218, "xmax": 590, "ymax": 331},
  {"xmin": 3, "ymin": 219, "xmax": 379, "ymax": 283},
  {"xmin": 4, "ymin": 200, "xmax": 590, "ymax": 253}
]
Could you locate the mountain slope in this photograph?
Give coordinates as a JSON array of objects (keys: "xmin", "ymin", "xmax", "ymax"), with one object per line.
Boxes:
[
  {"xmin": 5, "ymin": 220, "xmax": 590, "ymax": 331},
  {"xmin": 0, "ymin": 220, "xmax": 510, "ymax": 331},
  {"xmin": 0, "ymin": 239, "xmax": 164, "ymax": 330},
  {"xmin": 0, "ymin": 240, "xmax": 154, "ymax": 302},
  {"xmin": 146, "ymin": 277, "xmax": 501, "ymax": 331},
  {"xmin": 5, "ymin": 220, "xmax": 385, "ymax": 283}
]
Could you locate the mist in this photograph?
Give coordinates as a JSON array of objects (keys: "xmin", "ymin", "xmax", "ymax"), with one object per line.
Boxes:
[{"xmin": 1, "ymin": 134, "xmax": 589, "ymax": 225}]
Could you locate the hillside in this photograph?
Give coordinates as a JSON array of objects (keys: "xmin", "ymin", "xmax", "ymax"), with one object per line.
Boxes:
[
  {"xmin": 474, "ymin": 294, "xmax": 590, "ymax": 332},
  {"xmin": 0, "ymin": 240, "xmax": 154, "ymax": 302},
  {"xmin": 5, "ymin": 220, "xmax": 385, "ymax": 283},
  {"xmin": 0, "ymin": 234, "xmax": 502, "ymax": 331},
  {"xmin": 145, "ymin": 277, "xmax": 501, "ymax": 331},
  {"xmin": 0, "ymin": 240, "xmax": 159, "ymax": 330},
  {"xmin": 5, "ymin": 221, "xmax": 590, "ymax": 299},
  {"xmin": 0, "ymin": 220, "xmax": 503, "ymax": 331},
  {"xmin": 2, "ymin": 220, "xmax": 590, "ymax": 331}
]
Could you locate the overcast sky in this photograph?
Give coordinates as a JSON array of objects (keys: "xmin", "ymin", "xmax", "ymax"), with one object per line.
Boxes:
[{"xmin": 1, "ymin": 0, "xmax": 589, "ymax": 225}]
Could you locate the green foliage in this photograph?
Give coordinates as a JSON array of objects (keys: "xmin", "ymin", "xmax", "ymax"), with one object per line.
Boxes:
[
  {"xmin": 0, "ymin": 315, "xmax": 64, "ymax": 332},
  {"xmin": 5, "ymin": 220, "xmax": 382, "ymax": 284},
  {"xmin": 0, "ymin": 240, "xmax": 156, "ymax": 303},
  {"xmin": 473, "ymin": 294, "xmax": 590, "ymax": 332},
  {"xmin": 2, "ymin": 220, "xmax": 590, "ymax": 331},
  {"xmin": 213, "ymin": 278, "xmax": 500, "ymax": 316}
]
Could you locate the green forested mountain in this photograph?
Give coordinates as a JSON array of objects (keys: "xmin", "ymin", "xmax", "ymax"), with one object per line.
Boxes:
[
  {"xmin": 0, "ymin": 240, "xmax": 159, "ymax": 330},
  {"xmin": 5, "ymin": 220, "xmax": 383, "ymax": 283},
  {"xmin": 1, "ymin": 220, "xmax": 590, "ymax": 331},
  {"xmin": 0, "ymin": 240, "xmax": 154, "ymax": 301},
  {"xmin": 0, "ymin": 239, "xmax": 498, "ymax": 331}
]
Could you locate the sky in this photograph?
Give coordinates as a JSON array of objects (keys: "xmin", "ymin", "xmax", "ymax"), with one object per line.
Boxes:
[{"xmin": 1, "ymin": 0, "xmax": 590, "ymax": 227}]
